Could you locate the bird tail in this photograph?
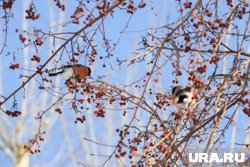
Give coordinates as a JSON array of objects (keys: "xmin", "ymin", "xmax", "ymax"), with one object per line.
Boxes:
[{"xmin": 48, "ymin": 71, "xmax": 64, "ymax": 77}]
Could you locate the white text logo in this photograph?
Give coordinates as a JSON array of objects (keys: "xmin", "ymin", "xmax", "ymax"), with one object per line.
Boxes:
[{"xmin": 189, "ymin": 153, "xmax": 245, "ymax": 163}]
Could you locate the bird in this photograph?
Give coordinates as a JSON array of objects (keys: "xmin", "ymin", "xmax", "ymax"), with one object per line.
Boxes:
[
  {"xmin": 48, "ymin": 64, "xmax": 91, "ymax": 81},
  {"xmin": 172, "ymin": 85, "xmax": 193, "ymax": 109}
]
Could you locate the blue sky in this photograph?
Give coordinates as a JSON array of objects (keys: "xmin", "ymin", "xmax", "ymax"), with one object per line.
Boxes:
[{"xmin": 0, "ymin": 0, "xmax": 250, "ymax": 166}]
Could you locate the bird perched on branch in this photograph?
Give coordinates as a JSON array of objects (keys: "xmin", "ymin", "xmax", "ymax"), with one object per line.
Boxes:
[
  {"xmin": 172, "ymin": 86, "xmax": 194, "ymax": 109},
  {"xmin": 48, "ymin": 64, "xmax": 91, "ymax": 81}
]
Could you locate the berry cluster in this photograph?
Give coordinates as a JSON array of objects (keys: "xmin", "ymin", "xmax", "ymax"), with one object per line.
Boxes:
[
  {"xmin": 31, "ymin": 55, "xmax": 41, "ymax": 63},
  {"xmin": 2, "ymin": 0, "xmax": 15, "ymax": 10},
  {"xmin": 209, "ymin": 55, "xmax": 220, "ymax": 65},
  {"xmin": 75, "ymin": 115, "xmax": 86, "ymax": 123},
  {"xmin": 34, "ymin": 37, "xmax": 43, "ymax": 46},
  {"xmin": 70, "ymin": 7, "xmax": 83, "ymax": 24},
  {"xmin": 197, "ymin": 64, "xmax": 207, "ymax": 74},
  {"xmin": 19, "ymin": 34, "xmax": 26, "ymax": 43},
  {"xmin": 54, "ymin": 0, "xmax": 65, "ymax": 11},
  {"xmin": 24, "ymin": 130, "xmax": 46, "ymax": 154},
  {"xmin": 94, "ymin": 109, "xmax": 105, "ymax": 117},
  {"xmin": 183, "ymin": 2, "xmax": 192, "ymax": 9},
  {"xmin": 241, "ymin": 92, "xmax": 250, "ymax": 117},
  {"xmin": 9, "ymin": 63, "xmax": 20, "ymax": 70},
  {"xmin": 5, "ymin": 110, "xmax": 21, "ymax": 117},
  {"xmin": 25, "ymin": 5, "xmax": 40, "ymax": 20},
  {"xmin": 188, "ymin": 71, "xmax": 204, "ymax": 89}
]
